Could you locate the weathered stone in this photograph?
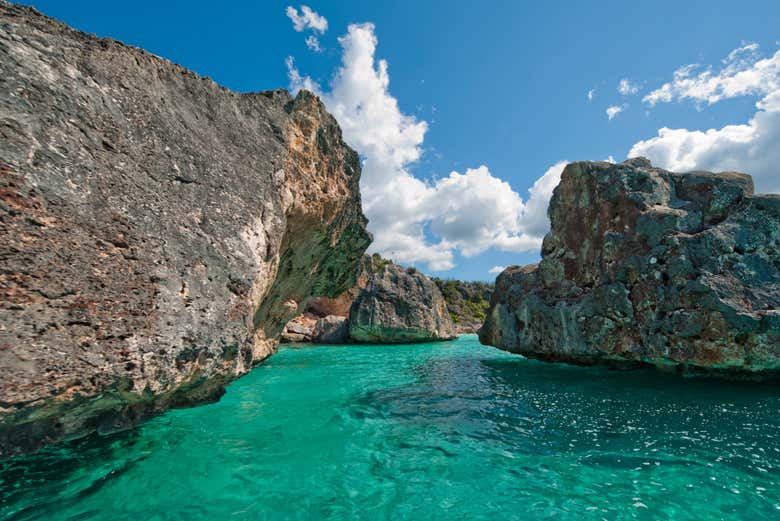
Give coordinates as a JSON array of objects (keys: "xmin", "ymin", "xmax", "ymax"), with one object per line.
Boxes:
[
  {"xmin": 312, "ymin": 315, "xmax": 350, "ymax": 344},
  {"xmin": 480, "ymin": 159, "xmax": 780, "ymax": 378},
  {"xmin": 280, "ymin": 315, "xmax": 317, "ymax": 343},
  {"xmin": 350, "ymin": 264, "xmax": 456, "ymax": 343},
  {"xmin": 0, "ymin": 2, "xmax": 370, "ymax": 457}
]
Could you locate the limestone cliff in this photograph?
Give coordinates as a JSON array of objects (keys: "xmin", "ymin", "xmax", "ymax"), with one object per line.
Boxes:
[
  {"xmin": 0, "ymin": 2, "xmax": 370, "ymax": 457},
  {"xmin": 480, "ymin": 158, "xmax": 779, "ymax": 378}
]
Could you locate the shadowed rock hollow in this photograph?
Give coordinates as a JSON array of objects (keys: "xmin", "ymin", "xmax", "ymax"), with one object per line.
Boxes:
[
  {"xmin": 480, "ymin": 158, "xmax": 780, "ymax": 378},
  {"xmin": 0, "ymin": 2, "xmax": 370, "ymax": 457}
]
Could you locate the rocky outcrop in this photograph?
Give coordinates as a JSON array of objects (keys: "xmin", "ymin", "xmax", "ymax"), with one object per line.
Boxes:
[
  {"xmin": 480, "ymin": 158, "xmax": 780, "ymax": 378},
  {"xmin": 433, "ymin": 279, "xmax": 493, "ymax": 334},
  {"xmin": 312, "ymin": 315, "xmax": 350, "ymax": 344},
  {"xmin": 281, "ymin": 255, "xmax": 459, "ymax": 343},
  {"xmin": 0, "ymin": 2, "xmax": 369, "ymax": 458},
  {"xmin": 350, "ymin": 264, "xmax": 456, "ymax": 343},
  {"xmin": 280, "ymin": 315, "xmax": 317, "ymax": 343}
]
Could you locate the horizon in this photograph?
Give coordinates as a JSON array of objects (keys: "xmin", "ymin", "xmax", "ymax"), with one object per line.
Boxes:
[{"xmin": 19, "ymin": 0, "xmax": 780, "ymax": 281}]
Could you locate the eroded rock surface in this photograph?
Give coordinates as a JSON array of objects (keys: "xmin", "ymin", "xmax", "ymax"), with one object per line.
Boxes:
[
  {"xmin": 312, "ymin": 315, "xmax": 350, "ymax": 344},
  {"xmin": 350, "ymin": 264, "xmax": 456, "ymax": 343},
  {"xmin": 480, "ymin": 158, "xmax": 780, "ymax": 377},
  {"xmin": 0, "ymin": 2, "xmax": 369, "ymax": 457}
]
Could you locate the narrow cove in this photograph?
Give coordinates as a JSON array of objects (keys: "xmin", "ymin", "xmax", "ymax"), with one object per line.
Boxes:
[{"xmin": 2, "ymin": 336, "xmax": 778, "ymax": 520}]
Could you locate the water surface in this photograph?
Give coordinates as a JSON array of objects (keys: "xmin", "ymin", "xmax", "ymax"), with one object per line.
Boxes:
[{"xmin": 2, "ymin": 336, "xmax": 779, "ymax": 520}]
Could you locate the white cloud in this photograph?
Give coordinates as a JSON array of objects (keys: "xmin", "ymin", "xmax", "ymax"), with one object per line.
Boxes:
[
  {"xmin": 618, "ymin": 78, "xmax": 639, "ymax": 95},
  {"xmin": 605, "ymin": 155, "xmax": 616, "ymax": 163},
  {"xmin": 606, "ymin": 104, "xmax": 625, "ymax": 120},
  {"xmin": 517, "ymin": 161, "xmax": 567, "ymax": 239},
  {"xmin": 286, "ymin": 5, "xmax": 328, "ymax": 33},
  {"xmin": 587, "ymin": 88, "xmax": 595, "ymax": 102},
  {"xmin": 285, "ymin": 56, "xmax": 321, "ymax": 95},
  {"xmin": 643, "ymin": 43, "xmax": 780, "ymax": 106},
  {"xmin": 488, "ymin": 265, "xmax": 506, "ymax": 274},
  {"xmin": 305, "ymin": 35, "xmax": 322, "ymax": 52},
  {"xmin": 630, "ymin": 43, "xmax": 780, "ymax": 194},
  {"xmin": 630, "ymin": 90, "xmax": 780, "ymax": 193},
  {"xmin": 286, "ymin": 23, "xmax": 564, "ymax": 271}
]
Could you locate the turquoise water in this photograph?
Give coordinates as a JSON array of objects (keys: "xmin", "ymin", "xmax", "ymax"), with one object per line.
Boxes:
[{"xmin": 1, "ymin": 336, "xmax": 779, "ymax": 520}]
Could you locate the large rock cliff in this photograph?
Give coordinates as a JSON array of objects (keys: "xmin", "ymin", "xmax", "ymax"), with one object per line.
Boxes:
[
  {"xmin": 480, "ymin": 158, "xmax": 779, "ymax": 377},
  {"xmin": 0, "ymin": 2, "xmax": 370, "ymax": 457}
]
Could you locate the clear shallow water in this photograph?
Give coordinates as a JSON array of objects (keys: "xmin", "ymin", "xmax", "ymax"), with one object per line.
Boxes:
[{"xmin": 1, "ymin": 336, "xmax": 779, "ymax": 520}]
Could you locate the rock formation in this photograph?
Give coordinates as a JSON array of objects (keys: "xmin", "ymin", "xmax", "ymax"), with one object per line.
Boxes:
[
  {"xmin": 312, "ymin": 315, "xmax": 350, "ymax": 344},
  {"xmin": 350, "ymin": 264, "xmax": 456, "ymax": 343},
  {"xmin": 480, "ymin": 158, "xmax": 779, "ymax": 378},
  {"xmin": 281, "ymin": 255, "xmax": 459, "ymax": 343},
  {"xmin": 0, "ymin": 2, "xmax": 370, "ymax": 457}
]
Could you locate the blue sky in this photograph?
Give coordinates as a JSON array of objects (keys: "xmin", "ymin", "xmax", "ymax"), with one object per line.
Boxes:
[{"xmin": 23, "ymin": 1, "xmax": 780, "ymax": 280}]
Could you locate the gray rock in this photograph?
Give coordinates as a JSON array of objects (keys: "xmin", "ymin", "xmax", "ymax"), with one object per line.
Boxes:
[
  {"xmin": 350, "ymin": 265, "xmax": 456, "ymax": 343},
  {"xmin": 0, "ymin": 2, "xmax": 370, "ymax": 457},
  {"xmin": 313, "ymin": 315, "xmax": 349, "ymax": 344},
  {"xmin": 480, "ymin": 159, "xmax": 780, "ymax": 378}
]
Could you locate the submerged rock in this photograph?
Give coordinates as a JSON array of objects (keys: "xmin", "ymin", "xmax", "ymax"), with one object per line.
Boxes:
[
  {"xmin": 350, "ymin": 264, "xmax": 456, "ymax": 343},
  {"xmin": 480, "ymin": 158, "xmax": 780, "ymax": 378},
  {"xmin": 0, "ymin": 2, "xmax": 370, "ymax": 457}
]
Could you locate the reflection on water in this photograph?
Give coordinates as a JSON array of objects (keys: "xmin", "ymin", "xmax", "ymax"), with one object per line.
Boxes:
[{"xmin": 2, "ymin": 336, "xmax": 779, "ymax": 520}]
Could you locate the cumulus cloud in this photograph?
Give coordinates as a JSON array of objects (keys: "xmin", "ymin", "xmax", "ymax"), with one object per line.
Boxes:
[
  {"xmin": 286, "ymin": 5, "xmax": 328, "ymax": 33},
  {"xmin": 630, "ymin": 43, "xmax": 780, "ymax": 194},
  {"xmin": 286, "ymin": 23, "xmax": 564, "ymax": 271},
  {"xmin": 618, "ymin": 78, "xmax": 639, "ymax": 95},
  {"xmin": 606, "ymin": 104, "xmax": 625, "ymax": 120},
  {"xmin": 630, "ymin": 91, "xmax": 780, "ymax": 193},
  {"xmin": 643, "ymin": 43, "xmax": 780, "ymax": 106},
  {"xmin": 587, "ymin": 88, "xmax": 595, "ymax": 102},
  {"xmin": 488, "ymin": 265, "xmax": 506, "ymax": 274}
]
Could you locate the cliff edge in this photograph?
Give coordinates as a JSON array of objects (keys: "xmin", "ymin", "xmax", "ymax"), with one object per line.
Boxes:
[{"xmin": 0, "ymin": 2, "xmax": 370, "ymax": 457}]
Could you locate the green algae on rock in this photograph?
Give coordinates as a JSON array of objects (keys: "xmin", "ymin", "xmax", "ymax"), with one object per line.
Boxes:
[
  {"xmin": 480, "ymin": 158, "xmax": 780, "ymax": 378},
  {"xmin": 0, "ymin": 2, "xmax": 369, "ymax": 458}
]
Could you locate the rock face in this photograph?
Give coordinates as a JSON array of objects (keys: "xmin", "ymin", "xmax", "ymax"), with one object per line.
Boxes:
[
  {"xmin": 0, "ymin": 2, "xmax": 370, "ymax": 457},
  {"xmin": 350, "ymin": 264, "xmax": 456, "ymax": 343},
  {"xmin": 480, "ymin": 158, "xmax": 780, "ymax": 377},
  {"xmin": 312, "ymin": 315, "xmax": 350, "ymax": 344}
]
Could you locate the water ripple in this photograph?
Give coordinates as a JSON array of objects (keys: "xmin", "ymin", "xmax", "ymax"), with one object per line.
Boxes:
[{"xmin": 2, "ymin": 336, "xmax": 779, "ymax": 520}]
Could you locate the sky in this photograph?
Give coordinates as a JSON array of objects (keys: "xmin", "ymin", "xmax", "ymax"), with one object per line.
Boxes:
[{"xmin": 22, "ymin": 0, "xmax": 780, "ymax": 281}]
